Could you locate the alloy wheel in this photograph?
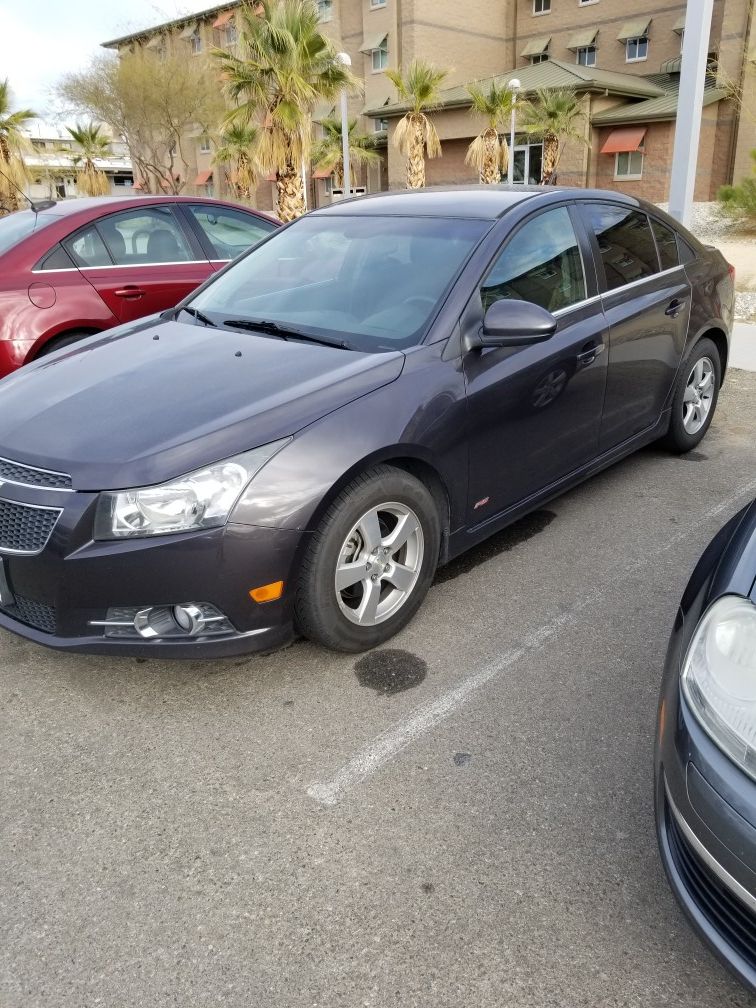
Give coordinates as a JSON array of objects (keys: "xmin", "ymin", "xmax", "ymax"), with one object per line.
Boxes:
[
  {"xmin": 334, "ymin": 502, "xmax": 425, "ymax": 627},
  {"xmin": 683, "ymin": 357, "xmax": 715, "ymax": 435}
]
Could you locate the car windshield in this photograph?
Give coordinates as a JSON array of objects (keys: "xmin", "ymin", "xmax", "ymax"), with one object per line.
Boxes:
[
  {"xmin": 189, "ymin": 214, "xmax": 490, "ymax": 352},
  {"xmin": 0, "ymin": 209, "xmax": 58, "ymax": 257}
]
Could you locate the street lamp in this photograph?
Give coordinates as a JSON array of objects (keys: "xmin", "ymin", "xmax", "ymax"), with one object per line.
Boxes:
[
  {"xmin": 507, "ymin": 78, "xmax": 521, "ymax": 186},
  {"xmin": 337, "ymin": 51, "xmax": 352, "ymax": 200}
]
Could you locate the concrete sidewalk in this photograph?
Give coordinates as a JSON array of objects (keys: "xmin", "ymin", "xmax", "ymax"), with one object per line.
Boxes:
[{"xmin": 730, "ymin": 321, "xmax": 756, "ymax": 373}]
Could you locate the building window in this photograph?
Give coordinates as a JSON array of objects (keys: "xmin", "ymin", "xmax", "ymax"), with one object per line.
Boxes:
[
  {"xmin": 317, "ymin": 0, "xmax": 332, "ymax": 21},
  {"xmin": 576, "ymin": 45, "xmax": 597, "ymax": 66},
  {"xmin": 533, "ymin": 0, "xmax": 550, "ymax": 13},
  {"xmin": 190, "ymin": 29, "xmax": 202, "ymax": 54},
  {"xmin": 579, "ymin": 0, "xmax": 599, "ymax": 5},
  {"xmin": 199, "ymin": 135, "xmax": 211, "ymax": 153},
  {"xmin": 530, "ymin": 52, "xmax": 548, "ymax": 64},
  {"xmin": 372, "ymin": 37, "xmax": 388, "ymax": 71},
  {"xmin": 370, "ymin": 0, "xmax": 387, "ymax": 6},
  {"xmin": 626, "ymin": 36, "xmax": 648, "ymax": 61},
  {"xmin": 374, "ymin": 117, "xmax": 389, "ymax": 132},
  {"xmin": 226, "ymin": 22, "xmax": 238, "ymax": 46},
  {"xmin": 324, "ymin": 177, "xmax": 333, "ymax": 195},
  {"xmin": 615, "ymin": 149, "xmax": 644, "ymax": 179}
]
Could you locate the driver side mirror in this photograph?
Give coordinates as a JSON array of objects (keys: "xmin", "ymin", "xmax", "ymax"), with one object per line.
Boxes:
[{"xmin": 472, "ymin": 299, "xmax": 558, "ymax": 350}]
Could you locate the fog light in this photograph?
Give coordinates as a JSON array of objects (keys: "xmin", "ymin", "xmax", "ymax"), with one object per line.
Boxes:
[
  {"xmin": 91, "ymin": 603, "xmax": 236, "ymax": 639},
  {"xmin": 173, "ymin": 604, "xmax": 205, "ymax": 635},
  {"xmin": 249, "ymin": 581, "xmax": 284, "ymax": 603}
]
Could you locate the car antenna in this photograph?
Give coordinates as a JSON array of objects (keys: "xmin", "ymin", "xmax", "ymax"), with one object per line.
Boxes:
[{"xmin": 0, "ymin": 166, "xmax": 57, "ymax": 213}]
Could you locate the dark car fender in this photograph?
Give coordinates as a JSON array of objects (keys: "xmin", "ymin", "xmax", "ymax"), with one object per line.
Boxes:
[{"xmin": 230, "ymin": 340, "xmax": 469, "ymax": 551}]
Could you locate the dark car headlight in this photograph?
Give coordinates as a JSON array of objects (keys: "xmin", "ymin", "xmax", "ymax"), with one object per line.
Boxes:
[
  {"xmin": 94, "ymin": 440, "xmax": 290, "ymax": 540},
  {"xmin": 682, "ymin": 595, "xmax": 756, "ymax": 781}
]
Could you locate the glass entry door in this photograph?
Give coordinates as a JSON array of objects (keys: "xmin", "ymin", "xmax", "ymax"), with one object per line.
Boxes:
[{"xmin": 511, "ymin": 142, "xmax": 543, "ymax": 184}]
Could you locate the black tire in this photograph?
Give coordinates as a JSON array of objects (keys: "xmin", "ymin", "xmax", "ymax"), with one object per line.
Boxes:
[
  {"xmin": 35, "ymin": 331, "xmax": 92, "ymax": 358},
  {"xmin": 661, "ymin": 337, "xmax": 721, "ymax": 454},
  {"xmin": 295, "ymin": 465, "xmax": 441, "ymax": 653}
]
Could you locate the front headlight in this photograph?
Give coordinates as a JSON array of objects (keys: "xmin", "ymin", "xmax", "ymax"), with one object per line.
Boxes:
[
  {"xmin": 681, "ymin": 595, "xmax": 756, "ymax": 780},
  {"xmin": 94, "ymin": 440, "xmax": 289, "ymax": 540}
]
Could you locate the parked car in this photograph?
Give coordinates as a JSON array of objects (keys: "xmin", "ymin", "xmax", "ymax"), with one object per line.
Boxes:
[
  {"xmin": 0, "ymin": 195, "xmax": 278, "ymax": 377},
  {"xmin": 656, "ymin": 501, "xmax": 756, "ymax": 993},
  {"xmin": 0, "ymin": 186, "xmax": 735, "ymax": 657}
]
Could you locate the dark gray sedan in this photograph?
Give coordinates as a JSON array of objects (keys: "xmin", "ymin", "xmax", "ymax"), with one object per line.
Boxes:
[
  {"xmin": 656, "ymin": 500, "xmax": 756, "ymax": 993},
  {"xmin": 0, "ymin": 186, "xmax": 735, "ymax": 656}
]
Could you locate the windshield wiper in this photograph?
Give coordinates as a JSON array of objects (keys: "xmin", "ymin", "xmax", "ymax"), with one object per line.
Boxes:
[
  {"xmin": 179, "ymin": 306, "xmax": 217, "ymax": 327},
  {"xmin": 223, "ymin": 317, "xmax": 350, "ymax": 350}
]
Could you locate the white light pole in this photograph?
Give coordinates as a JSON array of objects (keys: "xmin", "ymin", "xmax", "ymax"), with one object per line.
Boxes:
[
  {"xmin": 668, "ymin": 0, "xmax": 714, "ymax": 225},
  {"xmin": 507, "ymin": 78, "xmax": 521, "ymax": 186},
  {"xmin": 337, "ymin": 51, "xmax": 352, "ymax": 200}
]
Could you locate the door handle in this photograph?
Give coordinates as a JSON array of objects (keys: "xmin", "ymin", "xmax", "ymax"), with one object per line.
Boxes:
[
  {"xmin": 114, "ymin": 286, "xmax": 145, "ymax": 300},
  {"xmin": 576, "ymin": 342, "xmax": 604, "ymax": 366},
  {"xmin": 665, "ymin": 298, "xmax": 686, "ymax": 318}
]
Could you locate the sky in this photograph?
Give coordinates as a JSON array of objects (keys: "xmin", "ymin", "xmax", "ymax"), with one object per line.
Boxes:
[{"xmin": 1, "ymin": 0, "xmax": 218, "ymax": 120}]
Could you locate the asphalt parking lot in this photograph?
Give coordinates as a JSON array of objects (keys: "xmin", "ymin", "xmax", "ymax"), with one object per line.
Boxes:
[{"xmin": 2, "ymin": 369, "xmax": 756, "ymax": 1008}]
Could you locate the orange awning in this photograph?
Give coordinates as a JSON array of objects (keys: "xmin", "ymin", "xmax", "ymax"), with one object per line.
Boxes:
[
  {"xmin": 312, "ymin": 169, "xmax": 332, "ymax": 179},
  {"xmin": 212, "ymin": 10, "xmax": 235, "ymax": 27},
  {"xmin": 194, "ymin": 169, "xmax": 213, "ymax": 185},
  {"xmin": 600, "ymin": 127, "xmax": 647, "ymax": 155}
]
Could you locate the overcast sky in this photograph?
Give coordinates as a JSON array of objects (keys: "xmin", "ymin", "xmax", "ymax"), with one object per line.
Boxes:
[{"xmin": 1, "ymin": 0, "xmax": 217, "ymax": 120}]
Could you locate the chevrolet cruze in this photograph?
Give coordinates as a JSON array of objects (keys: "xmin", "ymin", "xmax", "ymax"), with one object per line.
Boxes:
[{"xmin": 0, "ymin": 187, "xmax": 734, "ymax": 657}]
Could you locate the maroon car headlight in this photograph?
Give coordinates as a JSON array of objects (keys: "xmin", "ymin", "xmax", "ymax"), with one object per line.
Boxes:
[
  {"xmin": 682, "ymin": 595, "xmax": 756, "ymax": 781},
  {"xmin": 93, "ymin": 440, "xmax": 290, "ymax": 540}
]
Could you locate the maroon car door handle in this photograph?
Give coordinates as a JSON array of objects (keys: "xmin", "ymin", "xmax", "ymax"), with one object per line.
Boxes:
[{"xmin": 113, "ymin": 286, "xmax": 145, "ymax": 300}]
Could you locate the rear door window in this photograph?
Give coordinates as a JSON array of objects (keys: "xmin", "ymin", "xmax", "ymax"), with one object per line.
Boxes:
[
  {"xmin": 480, "ymin": 206, "xmax": 587, "ymax": 314},
  {"xmin": 582, "ymin": 204, "xmax": 659, "ymax": 291},
  {"xmin": 650, "ymin": 218, "xmax": 680, "ymax": 271}
]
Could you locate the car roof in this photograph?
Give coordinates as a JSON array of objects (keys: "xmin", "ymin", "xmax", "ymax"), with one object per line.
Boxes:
[
  {"xmin": 309, "ymin": 185, "xmax": 644, "ymax": 221},
  {"xmin": 32, "ymin": 195, "xmax": 277, "ymax": 222}
]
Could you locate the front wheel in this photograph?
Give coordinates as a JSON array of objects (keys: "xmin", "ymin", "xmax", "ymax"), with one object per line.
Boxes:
[
  {"xmin": 662, "ymin": 337, "xmax": 721, "ymax": 453},
  {"xmin": 295, "ymin": 466, "xmax": 441, "ymax": 652}
]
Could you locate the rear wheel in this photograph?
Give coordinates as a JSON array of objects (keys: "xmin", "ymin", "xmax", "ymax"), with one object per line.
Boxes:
[
  {"xmin": 35, "ymin": 331, "xmax": 93, "ymax": 358},
  {"xmin": 662, "ymin": 337, "xmax": 721, "ymax": 453},
  {"xmin": 295, "ymin": 466, "xmax": 440, "ymax": 652}
]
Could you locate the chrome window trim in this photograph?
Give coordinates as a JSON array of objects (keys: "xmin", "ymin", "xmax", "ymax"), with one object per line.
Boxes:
[
  {"xmin": 599, "ymin": 263, "xmax": 686, "ymax": 298},
  {"xmin": 0, "ymin": 456, "xmax": 74, "ymax": 492},
  {"xmin": 32, "ymin": 259, "xmax": 207, "ymax": 274},
  {"xmin": 665, "ymin": 783, "xmax": 756, "ymax": 915},
  {"xmin": 0, "ymin": 496, "xmax": 63, "ymax": 556}
]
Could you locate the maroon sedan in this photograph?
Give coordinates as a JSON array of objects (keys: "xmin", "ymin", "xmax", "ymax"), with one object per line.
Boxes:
[{"xmin": 0, "ymin": 195, "xmax": 278, "ymax": 378}]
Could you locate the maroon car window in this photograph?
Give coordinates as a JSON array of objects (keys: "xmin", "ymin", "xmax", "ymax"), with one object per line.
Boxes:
[
  {"xmin": 481, "ymin": 207, "xmax": 586, "ymax": 314},
  {"xmin": 96, "ymin": 207, "xmax": 195, "ymax": 265},
  {"xmin": 583, "ymin": 205, "xmax": 659, "ymax": 291},
  {"xmin": 186, "ymin": 205, "xmax": 275, "ymax": 260},
  {"xmin": 63, "ymin": 226, "xmax": 112, "ymax": 268},
  {"xmin": 650, "ymin": 218, "xmax": 681, "ymax": 271}
]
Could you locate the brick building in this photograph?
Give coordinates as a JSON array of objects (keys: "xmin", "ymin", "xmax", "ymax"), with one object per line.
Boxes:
[{"xmin": 103, "ymin": 0, "xmax": 755, "ymax": 208}]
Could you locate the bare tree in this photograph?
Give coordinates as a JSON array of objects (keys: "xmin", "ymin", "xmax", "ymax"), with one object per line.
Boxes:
[{"xmin": 57, "ymin": 47, "xmax": 225, "ymax": 194}]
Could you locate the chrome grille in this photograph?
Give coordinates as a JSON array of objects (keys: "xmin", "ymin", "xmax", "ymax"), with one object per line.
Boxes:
[
  {"xmin": 0, "ymin": 498, "xmax": 61, "ymax": 554},
  {"xmin": 0, "ymin": 456, "xmax": 72, "ymax": 490}
]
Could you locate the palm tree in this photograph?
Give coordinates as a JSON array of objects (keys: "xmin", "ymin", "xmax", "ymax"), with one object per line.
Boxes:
[
  {"xmin": 311, "ymin": 117, "xmax": 380, "ymax": 191},
  {"xmin": 215, "ymin": 122, "xmax": 260, "ymax": 202},
  {"xmin": 0, "ymin": 79, "xmax": 36, "ymax": 215},
  {"xmin": 465, "ymin": 80, "xmax": 515, "ymax": 185},
  {"xmin": 385, "ymin": 60, "xmax": 447, "ymax": 189},
  {"xmin": 518, "ymin": 88, "xmax": 587, "ymax": 185},
  {"xmin": 67, "ymin": 122, "xmax": 110, "ymax": 196},
  {"xmin": 213, "ymin": 0, "xmax": 358, "ymax": 222}
]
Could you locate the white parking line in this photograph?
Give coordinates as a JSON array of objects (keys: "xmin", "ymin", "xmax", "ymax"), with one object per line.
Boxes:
[{"xmin": 307, "ymin": 477, "xmax": 756, "ymax": 807}]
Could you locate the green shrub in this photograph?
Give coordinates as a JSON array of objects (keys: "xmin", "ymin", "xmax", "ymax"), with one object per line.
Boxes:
[{"xmin": 718, "ymin": 148, "xmax": 756, "ymax": 222}]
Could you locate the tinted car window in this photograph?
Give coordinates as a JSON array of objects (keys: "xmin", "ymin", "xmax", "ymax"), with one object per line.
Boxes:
[
  {"xmin": 190, "ymin": 215, "xmax": 489, "ymax": 352},
  {"xmin": 584, "ymin": 204, "xmax": 659, "ymax": 291},
  {"xmin": 481, "ymin": 207, "xmax": 586, "ymax": 313},
  {"xmin": 0, "ymin": 209, "xmax": 57, "ymax": 256},
  {"xmin": 37, "ymin": 244, "xmax": 76, "ymax": 270},
  {"xmin": 97, "ymin": 207, "xmax": 194, "ymax": 265},
  {"xmin": 63, "ymin": 225, "xmax": 112, "ymax": 267},
  {"xmin": 186, "ymin": 205, "xmax": 275, "ymax": 259},
  {"xmin": 650, "ymin": 218, "xmax": 680, "ymax": 271}
]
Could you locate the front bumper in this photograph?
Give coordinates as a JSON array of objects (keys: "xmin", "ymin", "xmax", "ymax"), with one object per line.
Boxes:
[
  {"xmin": 0, "ymin": 480, "xmax": 306, "ymax": 657},
  {"xmin": 656, "ymin": 672, "xmax": 756, "ymax": 992}
]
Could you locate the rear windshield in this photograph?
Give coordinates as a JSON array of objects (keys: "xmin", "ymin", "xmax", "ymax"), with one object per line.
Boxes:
[{"xmin": 0, "ymin": 210, "xmax": 58, "ymax": 257}]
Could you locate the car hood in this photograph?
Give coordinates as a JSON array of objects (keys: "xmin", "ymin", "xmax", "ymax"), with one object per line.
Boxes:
[{"xmin": 0, "ymin": 320, "xmax": 405, "ymax": 490}]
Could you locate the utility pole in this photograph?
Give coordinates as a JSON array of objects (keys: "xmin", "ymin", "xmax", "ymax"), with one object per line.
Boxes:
[{"xmin": 668, "ymin": 0, "xmax": 714, "ymax": 225}]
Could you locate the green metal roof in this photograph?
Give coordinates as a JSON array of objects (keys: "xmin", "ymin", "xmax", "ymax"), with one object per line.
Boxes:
[
  {"xmin": 366, "ymin": 60, "xmax": 666, "ymax": 118},
  {"xmin": 592, "ymin": 84, "xmax": 728, "ymax": 125}
]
